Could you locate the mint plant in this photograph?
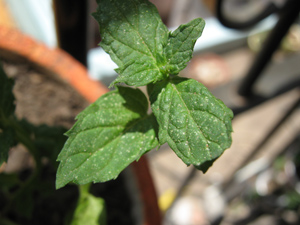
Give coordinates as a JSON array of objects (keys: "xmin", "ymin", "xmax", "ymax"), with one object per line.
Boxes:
[{"xmin": 56, "ymin": 0, "xmax": 233, "ymax": 189}]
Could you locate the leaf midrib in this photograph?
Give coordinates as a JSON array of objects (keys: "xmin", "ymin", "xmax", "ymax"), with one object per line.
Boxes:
[
  {"xmin": 170, "ymin": 82, "xmax": 213, "ymax": 160},
  {"xmin": 62, "ymin": 113, "xmax": 154, "ymax": 177},
  {"xmin": 110, "ymin": 0, "xmax": 160, "ymax": 66}
]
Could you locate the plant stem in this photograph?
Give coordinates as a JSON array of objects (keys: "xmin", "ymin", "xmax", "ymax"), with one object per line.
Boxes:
[{"xmin": 79, "ymin": 183, "xmax": 92, "ymax": 197}]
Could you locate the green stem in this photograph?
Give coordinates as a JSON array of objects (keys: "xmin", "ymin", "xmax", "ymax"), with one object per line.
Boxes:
[{"xmin": 79, "ymin": 183, "xmax": 92, "ymax": 197}]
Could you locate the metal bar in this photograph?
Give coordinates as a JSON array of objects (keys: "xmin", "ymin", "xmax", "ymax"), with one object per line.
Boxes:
[
  {"xmin": 223, "ymin": 96, "xmax": 300, "ymax": 194},
  {"xmin": 211, "ymin": 96, "xmax": 300, "ymax": 225},
  {"xmin": 238, "ymin": 0, "xmax": 300, "ymax": 97},
  {"xmin": 216, "ymin": 0, "xmax": 277, "ymax": 29},
  {"xmin": 233, "ymin": 79, "xmax": 300, "ymax": 115}
]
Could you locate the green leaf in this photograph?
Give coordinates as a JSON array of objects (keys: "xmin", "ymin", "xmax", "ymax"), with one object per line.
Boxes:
[
  {"xmin": 71, "ymin": 184, "xmax": 106, "ymax": 225},
  {"xmin": 114, "ymin": 58, "xmax": 165, "ymax": 87},
  {"xmin": 165, "ymin": 18, "xmax": 205, "ymax": 75},
  {"xmin": 56, "ymin": 86, "xmax": 159, "ymax": 189},
  {"xmin": 150, "ymin": 77, "xmax": 233, "ymax": 172},
  {"xmin": 0, "ymin": 129, "xmax": 14, "ymax": 166},
  {"xmin": 92, "ymin": 0, "xmax": 169, "ymax": 86},
  {"xmin": 0, "ymin": 63, "xmax": 15, "ymax": 119}
]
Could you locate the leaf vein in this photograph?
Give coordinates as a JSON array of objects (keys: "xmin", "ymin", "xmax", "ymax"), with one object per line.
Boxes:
[
  {"xmin": 110, "ymin": 1, "xmax": 157, "ymax": 62},
  {"xmin": 170, "ymin": 83, "xmax": 210, "ymax": 160},
  {"xmin": 64, "ymin": 114, "xmax": 154, "ymax": 177}
]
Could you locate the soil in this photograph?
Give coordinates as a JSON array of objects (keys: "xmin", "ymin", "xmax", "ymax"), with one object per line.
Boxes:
[
  {"xmin": 0, "ymin": 61, "xmax": 135, "ymax": 225},
  {"xmin": 2, "ymin": 61, "xmax": 89, "ymax": 128}
]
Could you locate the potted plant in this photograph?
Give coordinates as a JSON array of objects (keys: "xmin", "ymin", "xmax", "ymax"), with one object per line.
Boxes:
[{"xmin": 0, "ymin": 0, "xmax": 233, "ymax": 224}]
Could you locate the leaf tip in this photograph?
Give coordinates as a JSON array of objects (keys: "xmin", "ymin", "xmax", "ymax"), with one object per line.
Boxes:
[
  {"xmin": 55, "ymin": 177, "xmax": 66, "ymax": 190},
  {"xmin": 194, "ymin": 158, "xmax": 217, "ymax": 173}
]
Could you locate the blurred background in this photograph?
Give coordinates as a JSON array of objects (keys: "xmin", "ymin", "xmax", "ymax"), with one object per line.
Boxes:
[{"xmin": 0, "ymin": 0, "xmax": 299, "ymax": 224}]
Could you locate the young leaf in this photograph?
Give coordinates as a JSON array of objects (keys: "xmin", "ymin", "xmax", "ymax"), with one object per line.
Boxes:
[
  {"xmin": 56, "ymin": 86, "xmax": 158, "ymax": 189},
  {"xmin": 150, "ymin": 77, "xmax": 233, "ymax": 172},
  {"xmin": 93, "ymin": 0, "xmax": 169, "ymax": 87},
  {"xmin": 165, "ymin": 18, "xmax": 205, "ymax": 75}
]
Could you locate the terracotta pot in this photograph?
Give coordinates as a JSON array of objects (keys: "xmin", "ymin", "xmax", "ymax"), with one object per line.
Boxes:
[{"xmin": 0, "ymin": 26, "xmax": 161, "ymax": 225}]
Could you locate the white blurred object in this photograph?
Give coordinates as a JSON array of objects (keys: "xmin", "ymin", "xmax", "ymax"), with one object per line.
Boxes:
[
  {"xmin": 164, "ymin": 196, "xmax": 208, "ymax": 225},
  {"xmin": 4, "ymin": 0, "xmax": 57, "ymax": 47},
  {"xmin": 88, "ymin": 47, "xmax": 118, "ymax": 82},
  {"xmin": 235, "ymin": 157, "xmax": 270, "ymax": 183},
  {"xmin": 203, "ymin": 185, "xmax": 226, "ymax": 222},
  {"xmin": 255, "ymin": 169, "xmax": 273, "ymax": 196}
]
